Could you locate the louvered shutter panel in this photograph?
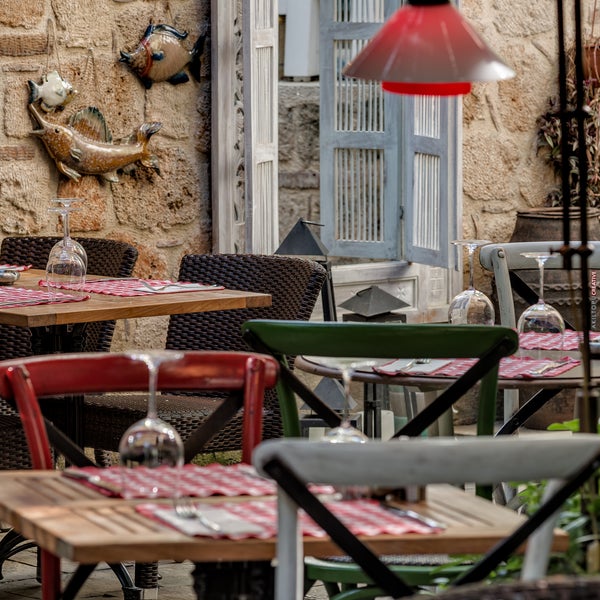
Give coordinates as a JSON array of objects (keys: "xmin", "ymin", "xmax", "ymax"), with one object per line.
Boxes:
[
  {"xmin": 319, "ymin": 0, "xmax": 459, "ymax": 268},
  {"xmin": 403, "ymin": 95, "xmax": 459, "ymax": 268},
  {"xmin": 244, "ymin": 0, "xmax": 279, "ymax": 253}
]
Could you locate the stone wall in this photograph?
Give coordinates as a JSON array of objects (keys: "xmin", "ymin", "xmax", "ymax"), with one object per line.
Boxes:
[
  {"xmin": 0, "ymin": 1, "xmax": 594, "ymax": 351},
  {"xmin": 0, "ymin": 0, "xmax": 211, "ymax": 349},
  {"xmin": 277, "ymin": 1, "xmax": 596, "ymax": 296}
]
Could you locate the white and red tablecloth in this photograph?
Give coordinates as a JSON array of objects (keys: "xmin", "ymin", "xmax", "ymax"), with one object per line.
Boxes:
[
  {"xmin": 519, "ymin": 330, "xmax": 600, "ymax": 351},
  {"xmin": 39, "ymin": 278, "xmax": 224, "ymax": 297},
  {"xmin": 0, "ymin": 264, "xmax": 31, "ymax": 271},
  {"xmin": 0, "ymin": 285, "xmax": 89, "ymax": 308},
  {"xmin": 136, "ymin": 497, "xmax": 440, "ymax": 540},
  {"xmin": 64, "ymin": 463, "xmax": 313, "ymax": 498}
]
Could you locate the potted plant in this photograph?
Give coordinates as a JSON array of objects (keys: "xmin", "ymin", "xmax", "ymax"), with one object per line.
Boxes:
[{"xmin": 536, "ymin": 48, "xmax": 600, "ymax": 210}]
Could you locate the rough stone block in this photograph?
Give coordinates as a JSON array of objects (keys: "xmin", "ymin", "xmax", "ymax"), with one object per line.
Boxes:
[
  {"xmin": 0, "ymin": 33, "xmax": 48, "ymax": 56},
  {"xmin": 0, "ymin": 0, "xmax": 45, "ymax": 27}
]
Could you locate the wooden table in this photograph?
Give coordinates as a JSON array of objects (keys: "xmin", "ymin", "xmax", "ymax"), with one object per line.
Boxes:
[
  {"xmin": 295, "ymin": 353, "xmax": 599, "ymax": 436},
  {"xmin": 0, "ymin": 269, "xmax": 272, "ymax": 444},
  {"xmin": 0, "ymin": 270, "xmax": 271, "ymax": 329},
  {"xmin": 0, "ymin": 470, "xmax": 569, "ymax": 598}
]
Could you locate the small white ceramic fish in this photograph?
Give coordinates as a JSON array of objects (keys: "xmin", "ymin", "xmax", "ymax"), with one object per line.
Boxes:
[{"xmin": 27, "ymin": 70, "xmax": 77, "ymax": 112}]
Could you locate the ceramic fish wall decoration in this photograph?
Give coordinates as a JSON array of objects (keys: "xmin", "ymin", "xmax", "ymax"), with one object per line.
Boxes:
[
  {"xmin": 119, "ymin": 23, "xmax": 206, "ymax": 89},
  {"xmin": 28, "ymin": 70, "xmax": 77, "ymax": 112},
  {"xmin": 28, "ymin": 103, "xmax": 161, "ymax": 183}
]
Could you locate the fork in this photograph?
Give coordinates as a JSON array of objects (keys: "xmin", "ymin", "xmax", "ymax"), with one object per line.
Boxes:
[
  {"xmin": 403, "ymin": 358, "xmax": 431, "ymax": 370},
  {"xmin": 138, "ymin": 281, "xmax": 219, "ymax": 292},
  {"xmin": 174, "ymin": 501, "xmax": 222, "ymax": 532},
  {"xmin": 527, "ymin": 361, "xmax": 564, "ymax": 376}
]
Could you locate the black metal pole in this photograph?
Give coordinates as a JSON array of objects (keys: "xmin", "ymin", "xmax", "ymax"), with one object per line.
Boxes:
[{"xmin": 557, "ymin": 0, "xmax": 596, "ymax": 432}]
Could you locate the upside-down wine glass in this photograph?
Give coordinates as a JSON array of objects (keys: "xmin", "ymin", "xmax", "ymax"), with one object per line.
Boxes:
[
  {"xmin": 118, "ymin": 350, "xmax": 184, "ymax": 499},
  {"xmin": 517, "ymin": 252, "xmax": 565, "ymax": 356},
  {"xmin": 45, "ymin": 244, "xmax": 86, "ymax": 299},
  {"xmin": 320, "ymin": 358, "xmax": 375, "ymax": 444},
  {"xmin": 448, "ymin": 239, "xmax": 495, "ymax": 325},
  {"xmin": 48, "ymin": 197, "xmax": 88, "ymax": 271}
]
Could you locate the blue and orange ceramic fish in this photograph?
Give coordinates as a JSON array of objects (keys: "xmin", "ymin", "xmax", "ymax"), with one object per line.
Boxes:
[{"xmin": 119, "ymin": 23, "xmax": 206, "ymax": 89}]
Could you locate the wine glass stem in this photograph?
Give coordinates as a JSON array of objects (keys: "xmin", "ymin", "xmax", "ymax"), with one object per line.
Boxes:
[
  {"xmin": 147, "ymin": 361, "xmax": 159, "ymax": 420},
  {"xmin": 467, "ymin": 245, "xmax": 475, "ymax": 290},
  {"xmin": 61, "ymin": 209, "xmax": 71, "ymax": 241},
  {"xmin": 538, "ymin": 259, "xmax": 545, "ymax": 303},
  {"xmin": 340, "ymin": 368, "xmax": 352, "ymax": 423}
]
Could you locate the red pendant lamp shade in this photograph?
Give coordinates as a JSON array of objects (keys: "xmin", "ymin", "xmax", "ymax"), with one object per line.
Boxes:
[{"xmin": 342, "ymin": 0, "xmax": 515, "ymax": 96}]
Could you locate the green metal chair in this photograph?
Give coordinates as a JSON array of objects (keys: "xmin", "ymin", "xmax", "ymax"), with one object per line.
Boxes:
[{"xmin": 241, "ymin": 320, "xmax": 519, "ymax": 599}]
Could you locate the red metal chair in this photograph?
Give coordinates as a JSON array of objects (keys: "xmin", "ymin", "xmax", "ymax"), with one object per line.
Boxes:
[{"xmin": 0, "ymin": 350, "xmax": 279, "ymax": 600}]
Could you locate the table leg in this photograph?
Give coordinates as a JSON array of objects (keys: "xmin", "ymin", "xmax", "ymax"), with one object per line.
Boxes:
[
  {"xmin": 30, "ymin": 324, "xmax": 89, "ymax": 446},
  {"xmin": 192, "ymin": 561, "xmax": 274, "ymax": 599},
  {"xmin": 495, "ymin": 388, "xmax": 561, "ymax": 436}
]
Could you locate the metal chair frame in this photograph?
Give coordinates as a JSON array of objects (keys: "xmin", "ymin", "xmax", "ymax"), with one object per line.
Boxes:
[
  {"xmin": 0, "ymin": 350, "xmax": 278, "ymax": 600},
  {"xmin": 479, "ymin": 241, "xmax": 600, "ymax": 432},
  {"xmin": 254, "ymin": 436, "xmax": 600, "ymax": 600}
]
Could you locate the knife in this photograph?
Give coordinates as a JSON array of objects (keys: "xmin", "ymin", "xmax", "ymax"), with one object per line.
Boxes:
[
  {"xmin": 63, "ymin": 470, "xmax": 123, "ymax": 495},
  {"xmin": 380, "ymin": 502, "xmax": 446, "ymax": 530}
]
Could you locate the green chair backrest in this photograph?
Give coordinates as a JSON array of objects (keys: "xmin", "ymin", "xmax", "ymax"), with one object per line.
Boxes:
[{"xmin": 242, "ymin": 320, "xmax": 518, "ymax": 439}]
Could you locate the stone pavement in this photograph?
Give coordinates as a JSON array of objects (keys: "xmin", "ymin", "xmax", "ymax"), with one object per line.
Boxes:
[{"xmin": 0, "ymin": 547, "xmax": 329, "ymax": 599}]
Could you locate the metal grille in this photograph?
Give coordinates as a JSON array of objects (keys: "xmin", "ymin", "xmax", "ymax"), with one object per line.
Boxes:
[
  {"xmin": 335, "ymin": 40, "xmax": 385, "ymax": 133},
  {"xmin": 254, "ymin": 46, "xmax": 274, "ymax": 144},
  {"xmin": 413, "ymin": 152, "xmax": 441, "ymax": 251},
  {"xmin": 334, "ymin": 147, "xmax": 384, "ymax": 242},
  {"xmin": 255, "ymin": 0, "xmax": 273, "ymax": 27},
  {"xmin": 415, "ymin": 96, "xmax": 441, "ymax": 138},
  {"xmin": 334, "ymin": 0, "xmax": 385, "ymax": 22}
]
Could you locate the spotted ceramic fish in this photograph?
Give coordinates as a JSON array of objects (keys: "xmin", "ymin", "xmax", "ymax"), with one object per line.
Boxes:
[
  {"xmin": 119, "ymin": 23, "xmax": 206, "ymax": 89},
  {"xmin": 27, "ymin": 70, "xmax": 77, "ymax": 112},
  {"xmin": 29, "ymin": 103, "xmax": 161, "ymax": 183}
]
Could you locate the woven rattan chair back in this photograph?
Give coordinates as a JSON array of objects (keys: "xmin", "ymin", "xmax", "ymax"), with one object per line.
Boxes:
[
  {"xmin": 165, "ymin": 254, "xmax": 327, "ymax": 448},
  {"xmin": 0, "ymin": 235, "xmax": 138, "ymax": 357},
  {"xmin": 83, "ymin": 253, "xmax": 327, "ymax": 459},
  {"xmin": 0, "ymin": 236, "xmax": 138, "ymax": 470}
]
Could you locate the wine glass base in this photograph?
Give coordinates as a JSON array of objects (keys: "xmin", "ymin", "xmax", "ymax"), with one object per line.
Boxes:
[{"xmin": 322, "ymin": 422, "xmax": 369, "ymax": 443}]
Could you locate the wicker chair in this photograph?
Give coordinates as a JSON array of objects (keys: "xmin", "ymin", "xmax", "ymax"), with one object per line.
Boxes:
[
  {"xmin": 82, "ymin": 253, "xmax": 327, "ymax": 462},
  {"xmin": 0, "ymin": 236, "xmax": 138, "ymax": 471},
  {"xmin": 0, "ymin": 236, "xmax": 139, "ymax": 359},
  {"xmin": 0, "ymin": 236, "xmax": 139, "ymax": 598}
]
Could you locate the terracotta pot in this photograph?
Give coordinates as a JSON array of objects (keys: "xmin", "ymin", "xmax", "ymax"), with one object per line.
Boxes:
[{"xmin": 584, "ymin": 43, "xmax": 600, "ymax": 86}]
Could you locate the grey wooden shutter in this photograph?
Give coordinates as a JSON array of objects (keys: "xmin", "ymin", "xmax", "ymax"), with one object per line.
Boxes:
[
  {"xmin": 403, "ymin": 95, "xmax": 459, "ymax": 267},
  {"xmin": 244, "ymin": 0, "xmax": 279, "ymax": 253},
  {"xmin": 319, "ymin": 0, "xmax": 459, "ymax": 268}
]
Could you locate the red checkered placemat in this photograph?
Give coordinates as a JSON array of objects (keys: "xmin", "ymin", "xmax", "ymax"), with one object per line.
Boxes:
[
  {"xmin": 519, "ymin": 330, "xmax": 600, "ymax": 351},
  {"xmin": 376, "ymin": 355, "xmax": 580, "ymax": 379},
  {"xmin": 0, "ymin": 286, "xmax": 89, "ymax": 308},
  {"xmin": 137, "ymin": 498, "xmax": 439, "ymax": 540},
  {"xmin": 39, "ymin": 278, "xmax": 224, "ymax": 297},
  {"xmin": 0, "ymin": 264, "xmax": 31, "ymax": 271},
  {"xmin": 64, "ymin": 463, "xmax": 334, "ymax": 498},
  {"xmin": 431, "ymin": 356, "xmax": 580, "ymax": 379}
]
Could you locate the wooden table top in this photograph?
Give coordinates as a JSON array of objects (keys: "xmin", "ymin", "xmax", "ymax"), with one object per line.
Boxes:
[
  {"xmin": 0, "ymin": 270, "xmax": 271, "ymax": 328},
  {"xmin": 0, "ymin": 470, "xmax": 568, "ymax": 565}
]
